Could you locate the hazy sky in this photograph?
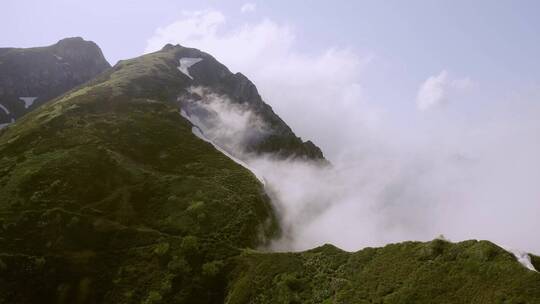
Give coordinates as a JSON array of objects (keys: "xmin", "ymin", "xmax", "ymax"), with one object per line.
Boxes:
[
  {"xmin": 3, "ymin": 1, "xmax": 540, "ymax": 252},
  {"xmin": 3, "ymin": 1, "xmax": 540, "ymax": 127}
]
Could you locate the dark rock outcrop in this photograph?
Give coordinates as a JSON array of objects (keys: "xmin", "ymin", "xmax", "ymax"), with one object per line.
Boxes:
[
  {"xmin": 0, "ymin": 37, "xmax": 110, "ymax": 126},
  {"xmin": 168, "ymin": 44, "xmax": 325, "ymax": 160}
]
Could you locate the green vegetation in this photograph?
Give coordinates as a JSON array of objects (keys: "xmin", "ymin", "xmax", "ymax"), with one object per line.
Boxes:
[
  {"xmin": 227, "ymin": 240, "xmax": 540, "ymax": 303},
  {"xmin": 0, "ymin": 47, "xmax": 277, "ymax": 303},
  {"xmin": 0, "ymin": 45, "xmax": 538, "ymax": 303}
]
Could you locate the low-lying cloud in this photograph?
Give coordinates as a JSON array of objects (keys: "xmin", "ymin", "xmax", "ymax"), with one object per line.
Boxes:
[
  {"xmin": 240, "ymin": 3, "xmax": 257, "ymax": 13},
  {"xmin": 154, "ymin": 10, "xmax": 540, "ymax": 254},
  {"xmin": 180, "ymin": 87, "xmax": 269, "ymax": 156},
  {"xmin": 416, "ymin": 70, "xmax": 474, "ymax": 111}
]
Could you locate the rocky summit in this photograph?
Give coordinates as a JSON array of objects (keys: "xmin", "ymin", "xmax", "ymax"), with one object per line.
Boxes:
[{"xmin": 0, "ymin": 37, "xmax": 110, "ymax": 127}]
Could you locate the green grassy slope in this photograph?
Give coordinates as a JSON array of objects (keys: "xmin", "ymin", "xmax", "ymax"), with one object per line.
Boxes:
[{"xmin": 227, "ymin": 240, "xmax": 540, "ymax": 304}]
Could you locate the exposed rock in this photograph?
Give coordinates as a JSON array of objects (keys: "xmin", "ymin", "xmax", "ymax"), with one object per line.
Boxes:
[{"xmin": 0, "ymin": 37, "xmax": 110, "ymax": 126}]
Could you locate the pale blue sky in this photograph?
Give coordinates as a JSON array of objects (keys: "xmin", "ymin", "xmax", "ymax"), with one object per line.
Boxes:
[
  {"xmin": 4, "ymin": 1, "xmax": 540, "ymax": 79},
  {"xmin": 3, "ymin": 1, "xmax": 540, "ymax": 116}
]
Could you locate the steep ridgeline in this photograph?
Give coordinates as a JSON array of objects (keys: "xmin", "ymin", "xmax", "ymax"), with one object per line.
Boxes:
[
  {"xmin": 167, "ymin": 44, "xmax": 325, "ymax": 160},
  {"xmin": 0, "ymin": 37, "xmax": 110, "ymax": 127},
  {"xmin": 0, "ymin": 44, "xmax": 539, "ymax": 303}
]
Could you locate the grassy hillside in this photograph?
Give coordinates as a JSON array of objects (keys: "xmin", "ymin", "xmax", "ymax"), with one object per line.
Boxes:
[
  {"xmin": 0, "ymin": 49, "xmax": 278, "ymax": 303},
  {"xmin": 227, "ymin": 240, "xmax": 540, "ymax": 304}
]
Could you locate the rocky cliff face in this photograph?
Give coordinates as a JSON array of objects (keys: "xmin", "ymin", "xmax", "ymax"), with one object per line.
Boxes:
[
  {"xmin": 166, "ymin": 44, "xmax": 325, "ymax": 160},
  {"xmin": 0, "ymin": 37, "xmax": 110, "ymax": 126}
]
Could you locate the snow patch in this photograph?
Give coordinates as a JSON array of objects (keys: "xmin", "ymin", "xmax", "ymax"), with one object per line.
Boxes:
[
  {"xmin": 178, "ymin": 57, "xmax": 203, "ymax": 80},
  {"xmin": 180, "ymin": 109, "xmax": 195, "ymax": 124},
  {"xmin": 508, "ymin": 249, "xmax": 537, "ymax": 271},
  {"xmin": 19, "ymin": 97, "xmax": 38, "ymax": 109},
  {"xmin": 180, "ymin": 109, "xmax": 265, "ymax": 184},
  {"xmin": 192, "ymin": 126, "xmax": 266, "ymax": 185},
  {"xmin": 0, "ymin": 118, "xmax": 15, "ymax": 129},
  {"xmin": 0, "ymin": 104, "xmax": 10, "ymax": 115}
]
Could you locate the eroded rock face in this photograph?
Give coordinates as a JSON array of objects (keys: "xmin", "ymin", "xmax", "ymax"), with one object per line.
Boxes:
[
  {"xmin": 168, "ymin": 44, "xmax": 325, "ymax": 160},
  {"xmin": 0, "ymin": 37, "xmax": 110, "ymax": 126}
]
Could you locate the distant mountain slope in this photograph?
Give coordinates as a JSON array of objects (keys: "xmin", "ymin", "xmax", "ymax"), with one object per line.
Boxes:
[{"xmin": 0, "ymin": 37, "xmax": 110, "ymax": 126}]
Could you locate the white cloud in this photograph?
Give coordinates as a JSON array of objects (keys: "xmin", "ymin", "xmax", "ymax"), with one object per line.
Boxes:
[
  {"xmin": 145, "ymin": 10, "xmax": 225, "ymax": 54},
  {"xmin": 145, "ymin": 10, "xmax": 377, "ymax": 159},
  {"xmin": 240, "ymin": 3, "xmax": 257, "ymax": 13},
  {"xmin": 182, "ymin": 86, "xmax": 270, "ymax": 156},
  {"xmin": 416, "ymin": 70, "xmax": 473, "ymax": 111}
]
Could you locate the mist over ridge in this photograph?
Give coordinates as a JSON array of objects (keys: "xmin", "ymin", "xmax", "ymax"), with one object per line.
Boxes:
[
  {"xmin": 177, "ymin": 78, "xmax": 540, "ymax": 254},
  {"xmin": 152, "ymin": 9, "xmax": 540, "ymax": 254}
]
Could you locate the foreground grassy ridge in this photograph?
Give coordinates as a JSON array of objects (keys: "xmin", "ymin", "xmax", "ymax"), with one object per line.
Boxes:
[
  {"xmin": 227, "ymin": 240, "xmax": 540, "ymax": 304},
  {"xmin": 0, "ymin": 50, "xmax": 278, "ymax": 303}
]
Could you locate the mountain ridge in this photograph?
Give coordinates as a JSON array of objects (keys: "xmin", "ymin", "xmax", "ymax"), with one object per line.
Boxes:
[
  {"xmin": 0, "ymin": 39, "xmax": 538, "ymax": 303},
  {"xmin": 0, "ymin": 37, "xmax": 111, "ymax": 127}
]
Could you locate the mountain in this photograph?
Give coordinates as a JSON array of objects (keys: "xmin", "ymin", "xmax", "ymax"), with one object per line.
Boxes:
[
  {"xmin": 0, "ymin": 43, "xmax": 316, "ymax": 303},
  {"xmin": 0, "ymin": 37, "xmax": 110, "ymax": 127},
  {"xmin": 0, "ymin": 42, "xmax": 538, "ymax": 303}
]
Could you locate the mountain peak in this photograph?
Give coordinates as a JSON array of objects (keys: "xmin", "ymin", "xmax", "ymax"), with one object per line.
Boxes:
[
  {"xmin": 161, "ymin": 43, "xmax": 181, "ymax": 51},
  {"xmin": 98, "ymin": 44, "xmax": 325, "ymax": 160},
  {"xmin": 0, "ymin": 38, "xmax": 110, "ymax": 127},
  {"xmin": 57, "ymin": 36, "xmax": 85, "ymax": 43}
]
